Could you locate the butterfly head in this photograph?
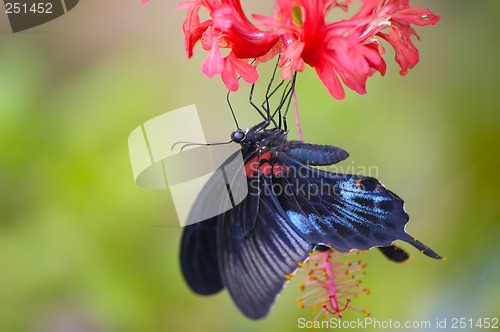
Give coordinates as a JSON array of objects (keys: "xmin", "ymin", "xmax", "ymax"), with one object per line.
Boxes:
[{"xmin": 231, "ymin": 129, "xmax": 247, "ymax": 143}]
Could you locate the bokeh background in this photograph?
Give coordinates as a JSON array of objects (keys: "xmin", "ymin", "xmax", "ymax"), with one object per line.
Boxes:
[{"xmin": 1, "ymin": 1, "xmax": 499, "ymax": 331}]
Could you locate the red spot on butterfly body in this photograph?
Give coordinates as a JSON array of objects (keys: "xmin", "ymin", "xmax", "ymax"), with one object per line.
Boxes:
[{"xmin": 244, "ymin": 151, "xmax": 288, "ymax": 177}]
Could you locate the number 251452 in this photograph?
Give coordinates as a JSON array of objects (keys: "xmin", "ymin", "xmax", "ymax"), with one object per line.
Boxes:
[{"xmin": 5, "ymin": 3, "xmax": 53, "ymax": 14}]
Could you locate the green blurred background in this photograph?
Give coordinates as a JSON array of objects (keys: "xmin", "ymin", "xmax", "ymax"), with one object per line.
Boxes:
[{"xmin": 0, "ymin": 1, "xmax": 498, "ymax": 331}]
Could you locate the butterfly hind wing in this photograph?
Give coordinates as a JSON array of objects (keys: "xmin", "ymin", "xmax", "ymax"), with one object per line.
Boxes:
[
  {"xmin": 180, "ymin": 148, "xmax": 251, "ymax": 295},
  {"xmin": 180, "ymin": 218, "xmax": 224, "ymax": 295},
  {"xmin": 217, "ymin": 176, "xmax": 314, "ymax": 319},
  {"xmin": 278, "ymin": 154, "xmax": 442, "ymax": 259},
  {"xmin": 378, "ymin": 245, "xmax": 410, "ymax": 263}
]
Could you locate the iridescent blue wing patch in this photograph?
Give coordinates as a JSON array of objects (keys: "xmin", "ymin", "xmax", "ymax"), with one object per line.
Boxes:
[{"xmin": 278, "ymin": 153, "xmax": 442, "ymax": 259}]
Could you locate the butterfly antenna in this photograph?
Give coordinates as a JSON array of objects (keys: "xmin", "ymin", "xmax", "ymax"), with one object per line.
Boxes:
[{"xmin": 171, "ymin": 140, "xmax": 234, "ymax": 153}]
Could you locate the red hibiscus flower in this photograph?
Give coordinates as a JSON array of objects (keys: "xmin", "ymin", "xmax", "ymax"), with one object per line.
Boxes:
[
  {"xmin": 177, "ymin": 0, "xmax": 278, "ymax": 91},
  {"xmin": 178, "ymin": 0, "xmax": 440, "ymax": 99}
]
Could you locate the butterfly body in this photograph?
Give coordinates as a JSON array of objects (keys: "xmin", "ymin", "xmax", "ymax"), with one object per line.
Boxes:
[
  {"xmin": 181, "ymin": 121, "xmax": 442, "ymax": 319},
  {"xmin": 233, "ymin": 123, "xmax": 349, "ymax": 177}
]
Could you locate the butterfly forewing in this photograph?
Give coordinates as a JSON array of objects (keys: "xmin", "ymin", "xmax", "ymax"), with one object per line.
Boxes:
[
  {"xmin": 218, "ymin": 173, "xmax": 314, "ymax": 319},
  {"xmin": 180, "ymin": 219, "xmax": 223, "ymax": 295},
  {"xmin": 279, "ymin": 152, "xmax": 442, "ymax": 258}
]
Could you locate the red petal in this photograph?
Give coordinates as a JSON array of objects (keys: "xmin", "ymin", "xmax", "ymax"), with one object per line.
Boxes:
[
  {"xmin": 230, "ymin": 54, "xmax": 258, "ymax": 84},
  {"xmin": 395, "ymin": 7, "xmax": 441, "ymax": 26},
  {"xmin": 221, "ymin": 54, "xmax": 239, "ymax": 91},
  {"xmin": 377, "ymin": 28, "xmax": 419, "ymax": 76},
  {"xmin": 212, "ymin": 1, "xmax": 279, "ymax": 59},
  {"xmin": 301, "ymin": 0, "xmax": 328, "ymax": 65},
  {"xmin": 315, "ymin": 61, "xmax": 345, "ymax": 100},
  {"xmin": 202, "ymin": 39, "xmax": 224, "ymax": 77}
]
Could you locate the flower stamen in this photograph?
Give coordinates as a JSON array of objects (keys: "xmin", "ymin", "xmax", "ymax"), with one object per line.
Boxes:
[{"xmin": 297, "ymin": 249, "xmax": 370, "ymax": 320}]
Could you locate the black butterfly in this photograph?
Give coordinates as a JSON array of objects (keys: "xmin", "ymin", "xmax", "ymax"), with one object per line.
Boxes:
[{"xmin": 180, "ymin": 73, "xmax": 442, "ymax": 319}]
